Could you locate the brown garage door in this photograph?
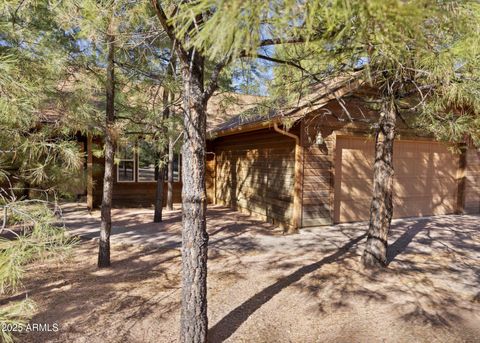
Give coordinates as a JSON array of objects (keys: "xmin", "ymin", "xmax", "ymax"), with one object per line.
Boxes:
[{"xmin": 334, "ymin": 137, "xmax": 459, "ymax": 223}]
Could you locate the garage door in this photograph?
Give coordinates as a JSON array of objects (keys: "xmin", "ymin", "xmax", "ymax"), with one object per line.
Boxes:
[{"xmin": 334, "ymin": 137, "xmax": 459, "ymax": 223}]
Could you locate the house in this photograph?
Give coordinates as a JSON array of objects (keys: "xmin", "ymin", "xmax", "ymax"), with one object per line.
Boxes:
[
  {"xmin": 86, "ymin": 79, "xmax": 480, "ymax": 231},
  {"xmin": 85, "ymin": 92, "xmax": 264, "ymax": 208}
]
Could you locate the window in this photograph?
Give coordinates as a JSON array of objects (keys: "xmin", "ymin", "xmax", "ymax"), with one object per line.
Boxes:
[
  {"xmin": 116, "ymin": 140, "xmax": 181, "ymax": 183},
  {"xmin": 117, "ymin": 143, "xmax": 135, "ymax": 182},
  {"xmin": 137, "ymin": 140, "xmax": 158, "ymax": 182}
]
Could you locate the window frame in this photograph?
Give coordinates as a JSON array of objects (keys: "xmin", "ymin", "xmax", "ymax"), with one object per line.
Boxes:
[
  {"xmin": 115, "ymin": 140, "xmax": 182, "ymax": 184},
  {"xmin": 116, "ymin": 143, "xmax": 136, "ymax": 183}
]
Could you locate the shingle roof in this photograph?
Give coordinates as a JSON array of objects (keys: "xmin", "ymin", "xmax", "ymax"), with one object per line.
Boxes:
[
  {"xmin": 206, "ymin": 92, "xmax": 265, "ymax": 131},
  {"xmin": 208, "ymin": 75, "xmax": 362, "ymax": 138}
]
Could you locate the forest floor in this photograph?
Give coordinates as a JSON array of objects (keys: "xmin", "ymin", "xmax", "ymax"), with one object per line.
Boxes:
[{"xmin": 13, "ymin": 203, "xmax": 480, "ymax": 343}]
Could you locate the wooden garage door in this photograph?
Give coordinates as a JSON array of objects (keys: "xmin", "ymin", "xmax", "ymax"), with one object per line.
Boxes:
[{"xmin": 334, "ymin": 137, "xmax": 459, "ymax": 223}]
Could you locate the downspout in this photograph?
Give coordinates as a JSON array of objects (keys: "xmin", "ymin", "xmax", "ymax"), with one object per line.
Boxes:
[{"xmin": 273, "ymin": 122, "xmax": 303, "ymax": 233}]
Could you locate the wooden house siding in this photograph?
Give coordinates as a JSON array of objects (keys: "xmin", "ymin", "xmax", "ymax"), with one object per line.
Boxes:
[
  {"xmin": 212, "ymin": 128, "xmax": 297, "ymax": 228},
  {"xmin": 297, "ymin": 98, "xmax": 478, "ymax": 225},
  {"xmin": 92, "ymin": 158, "xmax": 182, "ymax": 207},
  {"xmin": 89, "ymin": 137, "xmax": 182, "ymax": 208},
  {"xmin": 206, "ymin": 153, "xmax": 216, "ymax": 204},
  {"xmin": 464, "ymin": 148, "xmax": 480, "ymax": 214},
  {"xmin": 301, "ymin": 125, "xmax": 336, "ymax": 226},
  {"xmin": 85, "ymin": 86, "xmax": 479, "ymax": 224},
  {"xmin": 111, "ymin": 181, "xmax": 182, "ymax": 207}
]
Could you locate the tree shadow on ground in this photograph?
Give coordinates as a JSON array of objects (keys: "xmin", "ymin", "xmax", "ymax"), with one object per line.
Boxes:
[
  {"xmin": 17, "ymin": 205, "xmax": 279, "ymax": 342},
  {"xmin": 209, "ymin": 214, "xmax": 480, "ymax": 342},
  {"xmin": 208, "ymin": 233, "xmax": 367, "ymax": 342},
  {"xmin": 387, "ymin": 218, "xmax": 427, "ymax": 264},
  {"xmin": 15, "ymin": 205, "xmax": 480, "ymax": 343}
]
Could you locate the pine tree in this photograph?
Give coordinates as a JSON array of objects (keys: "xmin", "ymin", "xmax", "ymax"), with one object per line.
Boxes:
[
  {"xmin": 56, "ymin": 0, "xmax": 178, "ymax": 265},
  {"xmin": 0, "ymin": 1, "xmax": 81, "ymax": 340},
  {"xmin": 151, "ymin": 1, "xmax": 230, "ymax": 340}
]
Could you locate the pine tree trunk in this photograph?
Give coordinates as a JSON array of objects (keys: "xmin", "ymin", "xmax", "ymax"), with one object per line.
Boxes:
[
  {"xmin": 166, "ymin": 137, "xmax": 174, "ymax": 211},
  {"xmin": 98, "ymin": 23, "xmax": 115, "ymax": 269},
  {"xmin": 362, "ymin": 97, "xmax": 397, "ymax": 268},
  {"xmin": 179, "ymin": 55, "xmax": 209, "ymax": 343},
  {"xmin": 153, "ymin": 160, "xmax": 165, "ymax": 222},
  {"xmin": 154, "ymin": 86, "xmax": 170, "ymax": 222},
  {"xmin": 166, "ymin": 54, "xmax": 176, "ymax": 212}
]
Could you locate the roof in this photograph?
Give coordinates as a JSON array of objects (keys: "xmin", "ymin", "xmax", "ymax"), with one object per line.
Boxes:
[
  {"xmin": 206, "ymin": 92, "xmax": 265, "ymax": 131},
  {"xmin": 207, "ymin": 75, "xmax": 363, "ymax": 139},
  {"xmin": 35, "ymin": 72, "xmax": 364, "ymax": 138},
  {"xmin": 35, "ymin": 76, "xmax": 263, "ymax": 133}
]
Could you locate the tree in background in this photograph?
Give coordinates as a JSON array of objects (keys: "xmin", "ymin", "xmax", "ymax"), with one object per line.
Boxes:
[
  {"xmin": 115, "ymin": 44, "xmax": 182, "ymax": 221},
  {"xmin": 56, "ymin": 0, "xmax": 123, "ymax": 268},
  {"xmin": 154, "ymin": 51, "xmax": 178, "ymax": 222},
  {"xmin": 98, "ymin": 11, "xmax": 116, "ymax": 268},
  {"xmin": 56, "ymin": 0, "xmax": 180, "ymax": 265}
]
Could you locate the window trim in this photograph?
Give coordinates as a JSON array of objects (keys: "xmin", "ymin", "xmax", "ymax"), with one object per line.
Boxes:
[
  {"xmin": 115, "ymin": 140, "xmax": 182, "ymax": 184},
  {"xmin": 116, "ymin": 144, "xmax": 136, "ymax": 183}
]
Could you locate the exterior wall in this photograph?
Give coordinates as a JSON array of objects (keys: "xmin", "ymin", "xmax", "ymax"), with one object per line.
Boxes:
[
  {"xmin": 90, "ymin": 137, "xmax": 182, "ymax": 208},
  {"xmin": 92, "ymin": 159, "xmax": 183, "ymax": 207},
  {"xmin": 301, "ymin": 124, "xmax": 336, "ymax": 226},
  {"xmin": 206, "ymin": 152, "xmax": 216, "ymax": 204},
  {"xmin": 212, "ymin": 127, "xmax": 297, "ymax": 228},
  {"xmin": 111, "ymin": 181, "xmax": 182, "ymax": 207},
  {"xmin": 300, "ymin": 98, "xmax": 380, "ymax": 226},
  {"xmin": 464, "ymin": 148, "xmax": 480, "ymax": 213},
  {"xmin": 299, "ymin": 98, "xmax": 472, "ymax": 226}
]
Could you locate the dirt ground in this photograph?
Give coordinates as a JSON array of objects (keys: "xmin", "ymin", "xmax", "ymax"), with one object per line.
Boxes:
[{"xmin": 8, "ymin": 204, "xmax": 480, "ymax": 343}]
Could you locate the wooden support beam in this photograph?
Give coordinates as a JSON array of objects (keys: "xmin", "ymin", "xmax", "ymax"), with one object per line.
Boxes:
[
  {"xmin": 293, "ymin": 142, "xmax": 304, "ymax": 230},
  {"xmin": 273, "ymin": 123, "xmax": 303, "ymax": 233}
]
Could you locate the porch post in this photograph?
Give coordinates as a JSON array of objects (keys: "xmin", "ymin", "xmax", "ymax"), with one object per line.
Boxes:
[{"xmin": 273, "ymin": 122, "xmax": 303, "ymax": 233}]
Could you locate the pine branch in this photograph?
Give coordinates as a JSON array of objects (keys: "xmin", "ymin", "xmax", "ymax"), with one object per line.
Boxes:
[
  {"xmin": 258, "ymin": 37, "xmax": 309, "ymax": 47},
  {"xmin": 203, "ymin": 58, "xmax": 229, "ymax": 101},
  {"xmin": 150, "ymin": 0, "xmax": 189, "ymax": 64}
]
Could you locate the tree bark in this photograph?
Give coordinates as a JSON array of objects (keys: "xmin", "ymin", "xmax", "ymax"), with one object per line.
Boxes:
[
  {"xmin": 362, "ymin": 97, "xmax": 397, "ymax": 268},
  {"xmin": 179, "ymin": 54, "xmax": 209, "ymax": 343},
  {"xmin": 166, "ymin": 136, "xmax": 174, "ymax": 210},
  {"xmin": 153, "ymin": 86, "xmax": 170, "ymax": 222},
  {"xmin": 153, "ymin": 160, "xmax": 165, "ymax": 222},
  {"xmin": 98, "ymin": 21, "xmax": 115, "ymax": 269},
  {"xmin": 165, "ymin": 53, "xmax": 176, "ymax": 212}
]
